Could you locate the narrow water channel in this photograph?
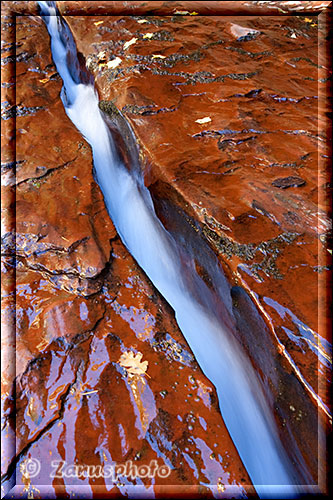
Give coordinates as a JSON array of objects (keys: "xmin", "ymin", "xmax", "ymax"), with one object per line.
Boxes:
[{"xmin": 38, "ymin": 2, "xmax": 302, "ymax": 496}]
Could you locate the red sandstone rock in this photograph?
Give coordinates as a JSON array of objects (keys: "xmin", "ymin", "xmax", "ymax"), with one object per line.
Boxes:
[
  {"xmin": 63, "ymin": 5, "xmax": 331, "ymax": 487},
  {"xmin": 59, "ymin": 1, "xmax": 331, "ymax": 16},
  {"xmin": 1, "ymin": 9, "xmax": 254, "ymax": 498},
  {"xmin": 1, "ymin": 1, "xmax": 332, "ymax": 496}
]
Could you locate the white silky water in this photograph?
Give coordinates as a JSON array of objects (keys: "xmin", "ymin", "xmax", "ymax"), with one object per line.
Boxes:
[{"xmin": 39, "ymin": 3, "xmax": 302, "ymax": 497}]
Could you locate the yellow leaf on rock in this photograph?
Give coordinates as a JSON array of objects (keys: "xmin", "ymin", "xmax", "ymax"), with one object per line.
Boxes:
[
  {"xmin": 152, "ymin": 54, "xmax": 166, "ymax": 59},
  {"xmin": 195, "ymin": 117, "xmax": 211, "ymax": 124},
  {"xmin": 174, "ymin": 10, "xmax": 198, "ymax": 15},
  {"xmin": 124, "ymin": 38, "xmax": 137, "ymax": 50},
  {"xmin": 94, "ymin": 21, "xmax": 103, "ymax": 26},
  {"xmin": 143, "ymin": 33, "xmax": 154, "ymax": 39},
  {"xmin": 118, "ymin": 351, "xmax": 149, "ymax": 377},
  {"xmin": 106, "ymin": 57, "xmax": 122, "ymax": 69}
]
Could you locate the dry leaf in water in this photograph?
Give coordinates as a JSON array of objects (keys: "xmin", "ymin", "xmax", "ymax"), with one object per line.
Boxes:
[{"xmin": 119, "ymin": 351, "xmax": 149, "ymax": 377}]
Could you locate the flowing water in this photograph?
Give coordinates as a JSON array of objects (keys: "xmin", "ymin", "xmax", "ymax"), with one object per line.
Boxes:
[{"xmin": 38, "ymin": 2, "xmax": 303, "ymax": 496}]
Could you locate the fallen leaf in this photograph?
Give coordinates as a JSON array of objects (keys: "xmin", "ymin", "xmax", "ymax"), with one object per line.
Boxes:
[
  {"xmin": 94, "ymin": 21, "xmax": 103, "ymax": 26},
  {"xmin": 173, "ymin": 10, "xmax": 198, "ymax": 15},
  {"xmin": 124, "ymin": 37, "xmax": 137, "ymax": 50},
  {"xmin": 143, "ymin": 33, "xmax": 154, "ymax": 39},
  {"xmin": 152, "ymin": 54, "xmax": 166, "ymax": 59},
  {"xmin": 195, "ymin": 117, "xmax": 211, "ymax": 124},
  {"xmin": 39, "ymin": 78, "xmax": 49, "ymax": 84},
  {"xmin": 137, "ymin": 19, "xmax": 149, "ymax": 24},
  {"xmin": 106, "ymin": 57, "xmax": 122, "ymax": 69},
  {"xmin": 119, "ymin": 351, "xmax": 149, "ymax": 377}
]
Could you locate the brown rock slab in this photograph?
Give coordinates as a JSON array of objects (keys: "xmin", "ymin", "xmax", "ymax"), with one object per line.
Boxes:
[
  {"xmin": 1, "ymin": 10, "xmax": 254, "ymax": 498},
  {"xmin": 64, "ymin": 6, "xmax": 332, "ymax": 487}
]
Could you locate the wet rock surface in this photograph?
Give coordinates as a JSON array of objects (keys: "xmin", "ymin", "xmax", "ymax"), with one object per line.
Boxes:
[
  {"xmin": 63, "ymin": 3, "xmax": 332, "ymax": 487},
  {"xmin": 1, "ymin": 1, "xmax": 332, "ymax": 497},
  {"xmin": 1, "ymin": 8, "xmax": 255, "ymax": 498}
]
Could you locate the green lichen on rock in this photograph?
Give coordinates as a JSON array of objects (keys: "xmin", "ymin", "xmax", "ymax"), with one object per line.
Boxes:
[
  {"xmin": 203, "ymin": 224, "xmax": 300, "ymax": 280},
  {"xmin": 98, "ymin": 100, "xmax": 120, "ymax": 117},
  {"xmin": 203, "ymin": 225, "xmax": 256, "ymax": 261}
]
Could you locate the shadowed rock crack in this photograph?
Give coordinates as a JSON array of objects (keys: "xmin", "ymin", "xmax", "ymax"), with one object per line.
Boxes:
[
  {"xmin": 127, "ymin": 49, "xmax": 203, "ymax": 68},
  {"xmin": 192, "ymin": 127, "xmax": 325, "ymax": 143},
  {"xmin": 122, "ymin": 103, "xmax": 177, "ymax": 116},
  {"xmin": 1, "ymin": 231, "xmax": 89, "ymax": 258},
  {"xmin": 224, "ymin": 46, "xmax": 272, "ymax": 59},
  {"xmin": 15, "ymin": 157, "xmax": 77, "ymax": 186},
  {"xmin": 1, "ymin": 232, "xmax": 115, "ymax": 296},
  {"xmin": 1, "ymin": 103, "xmax": 46, "ymax": 120},
  {"xmin": 151, "ymin": 67, "xmax": 258, "ymax": 85}
]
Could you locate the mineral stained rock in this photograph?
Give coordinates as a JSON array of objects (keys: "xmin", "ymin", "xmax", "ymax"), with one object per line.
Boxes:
[
  {"xmin": 1, "ymin": 8, "xmax": 253, "ymax": 499},
  {"xmin": 64, "ymin": 3, "xmax": 331, "ymax": 487},
  {"xmin": 1, "ymin": 1, "xmax": 331, "ymax": 497}
]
